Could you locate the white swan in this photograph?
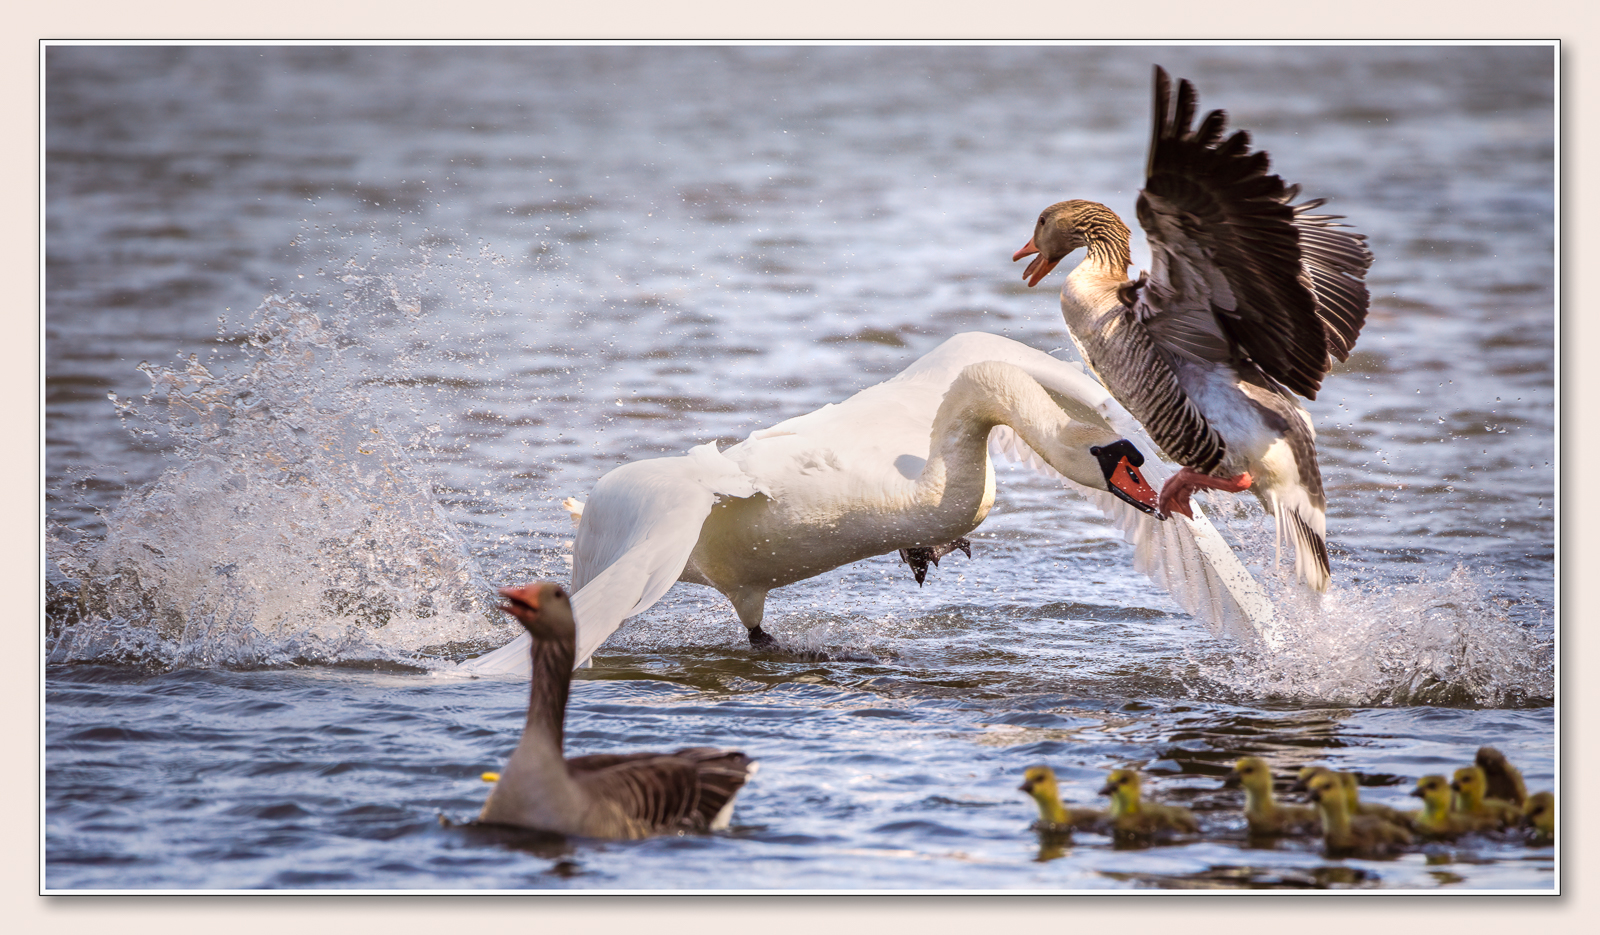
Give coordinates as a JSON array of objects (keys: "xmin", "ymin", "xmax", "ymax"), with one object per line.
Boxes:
[
  {"xmin": 458, "ymin": 331, "xmax": 1278, "ymax": 676},
  {"xmin": 1012, "ymin": 66, "xmax": 1372, "ymax": 592}
]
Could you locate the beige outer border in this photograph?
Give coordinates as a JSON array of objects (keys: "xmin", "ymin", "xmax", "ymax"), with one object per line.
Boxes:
[{"xmin": 15, "ymin": 3, "xmax": 1589, "ymax": 931}]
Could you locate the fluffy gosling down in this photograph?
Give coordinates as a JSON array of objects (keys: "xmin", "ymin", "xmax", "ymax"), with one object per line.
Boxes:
[
  {"xmin": 1523, "ymin": 791, "xmax": 1555, "ymax": 841},
  {"xmin": 1451, "ymin": 766, "xmax": 1522, "ymax": 830},
  {"xmin": 1226, "ymin": 757, "xmax": 1319, "ymax": 837},
  {"xmin": 1099, "ymin": 769, "xmax": 1199, "ymax": 838},
  {"xmin": 1306, "ymin": 771, "xmax": 1412, "ymax": 857},
  {"xmin": 1019, "ymin": 766, "xmax": 1110, "ymax": 834},
  {"xmin": 1475, "ymin": 747, "xmax": 1528, "ymax": 808},
  {"xmin": 1409, "ymin": 774, "xmax": 1500, "ymax": 839}
]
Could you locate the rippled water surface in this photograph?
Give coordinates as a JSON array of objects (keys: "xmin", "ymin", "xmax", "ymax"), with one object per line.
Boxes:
[{"xmin": 45, "ymin": 44, "xmax": 1556, "ymax": 891}]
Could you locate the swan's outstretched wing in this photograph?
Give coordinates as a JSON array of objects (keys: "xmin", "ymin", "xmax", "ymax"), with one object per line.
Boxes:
[
  {"xmin": 925, "ymin": 333, "xmax": 1278, "ymax": 644},
  {"xmin": 1136, "ymin": 65, "xmax": 1371, "ymax": 402},
  {"xmin": 455, "ymin": 444, "xmax": 767, "ymax": 675}
]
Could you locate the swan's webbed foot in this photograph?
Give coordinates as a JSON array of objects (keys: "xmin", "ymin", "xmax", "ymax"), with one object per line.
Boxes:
[
  {"xmin": 898, "ymin": 537, "xmax": 973, "ymax": 586},
  {"xmin": 746, "ymin": 626, "xmax": 777, "ymax": 648},
  {"xmin": 1156, "ymin": 468, "xmax": 1254, "ymax": 520}
]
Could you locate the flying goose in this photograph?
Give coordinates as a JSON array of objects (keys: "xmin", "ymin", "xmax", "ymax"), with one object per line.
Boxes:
[
  {"xmin": 477, "ymin": 581, "xmax": 756, "ymax": 839},
  {"xmin": 1225, "ymin": 756, "xmax": 1319, "ymax": 837},
  {"xmin": 459, "ymin": 332, "xmax": 1278, "ymax": 675},
  {"xmin": 1013, "ymin": 66, "xmax": 1372, "ymax": 592}
]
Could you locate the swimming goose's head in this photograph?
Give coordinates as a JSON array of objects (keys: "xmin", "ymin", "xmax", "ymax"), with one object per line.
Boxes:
[
  {"xmin": 498, "ymin": 581, "xmax": 576, "ymax": 643},
  {"xmin": 1012, "ymin": 199, "xmax": 1132, "ymax": 287}
]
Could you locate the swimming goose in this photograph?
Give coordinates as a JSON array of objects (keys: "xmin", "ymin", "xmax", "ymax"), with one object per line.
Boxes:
[
  {"xmin": 1019, "ymin": 765, "xmax": 1110, "ymax": 834},
  {"xmin": 1226, "ymin": 756, "xmax": 1318, "ymax": 837},
  {"xmin": 1451, "ymin": 766, "xmax": 1522, "ymax": 829},
  {"xmin": 1013, "ymin": 66, "xmax": 1372, "ymax": 592},
  {"xmin": 1305, "ymin": 771, "xmax": 1411, "ymax": 857},
  {"xmin": 1408, "ymin": 775, "xmax": 1498, "ymax": 839},
  {"xmin": 1475, "ymin": 747, "xmax": 1528, "ymax": 808},
  {"xmin": 459, "ymin": 332, "xmax": 1278, "ymax": 674},
  {"xmin": 477, "ymin": 582, "xmax": 756, "ymax": 839},
  {"xmin": 1099, "ymin": 769, "xmax": 1199, "ymax": 838}
]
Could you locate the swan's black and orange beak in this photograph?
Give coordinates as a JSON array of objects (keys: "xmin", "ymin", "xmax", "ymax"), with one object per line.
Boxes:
[
  {"xmin": 1013, "ymin": 237, "xmax": 1061, "ymax": 288},
  {"xmin": 1091, "ymin": 440, "xmax": 1163, "ymax": 518}
]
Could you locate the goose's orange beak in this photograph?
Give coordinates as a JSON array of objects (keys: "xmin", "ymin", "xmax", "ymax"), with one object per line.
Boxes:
[
  {"xmin": 499, "ymin": 585, "xmax": 539, "ymax": 616},
  {"xmin": 1013, "ymin": 238, "xmax": 1059, "ymax": 287}
]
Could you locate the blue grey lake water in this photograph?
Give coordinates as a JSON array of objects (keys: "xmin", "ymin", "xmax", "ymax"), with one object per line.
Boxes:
[{"xmin": 44, "ymin": 44, "xmax": 1555, "ymax": 891}]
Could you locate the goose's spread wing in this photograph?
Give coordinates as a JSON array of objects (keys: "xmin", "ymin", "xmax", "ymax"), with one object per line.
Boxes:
[
  {"xmin": 971, "ymin": 334, "xmax": 1279, "ymax": 644},
  {"xmin": 572, "ymin": 748, "xmax": 755, "ymax": 832},
  {"xmin": 1136, "ymin": 65, "xmax": 1371, "ymax": 401},
  {"xmin": 455, "ymin": 444, "xmax": 767, "ymax": 675}
]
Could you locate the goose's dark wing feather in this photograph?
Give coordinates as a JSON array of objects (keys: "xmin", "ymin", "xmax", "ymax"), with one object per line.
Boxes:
[
  {"xmin": 1136, "ymin": 66, "xmax": 1370, "ymax": 400},
  {"xmin": 571, "ymin": 747, "xmax": 754, "ymax": 831}
]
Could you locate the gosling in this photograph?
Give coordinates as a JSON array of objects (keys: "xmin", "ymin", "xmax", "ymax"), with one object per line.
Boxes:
[
  {"xmin": 1099, "ymin": 769, "xmax": 1199, "ymax": 839},
  {"xmin": 1293, "ymin": 766, "xmax": 1410, "ymax": 828},
  {"xmin": 1306, "ymin": 771, "xmax": 1412, "ymax": 857},
  {"xmin": 1522, "ymin": 791, "xmax": 1555, "ymax": 842},
  {"xmin": 1408, "ymin": 774, "xmax": 1499, "ymax": 839},
  {"xmin": 1475, "ymin": 747, "xmax": 1528, "ymax": 808},
  {"xmin": 1226, "ymin": 757, "xmax": 1319, "ymax": 837},
  {"xmin": 1451, "ymin": 766, "xmax": 1522, "ymax": 830},
  {"xmin": 1019, "ymin": 766, "xmax": 1109, "ymax": 834}
]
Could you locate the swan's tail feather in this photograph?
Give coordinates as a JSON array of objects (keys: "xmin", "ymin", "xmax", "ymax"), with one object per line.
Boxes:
[{"xmin": 991, "ymin": 424, "xmax": 1278, "ymax": 644}]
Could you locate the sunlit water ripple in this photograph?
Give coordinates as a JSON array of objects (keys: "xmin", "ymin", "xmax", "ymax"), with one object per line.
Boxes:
[{"xmin": 45, "ymin": 45, "xmax": 1554, "ymax": 891}]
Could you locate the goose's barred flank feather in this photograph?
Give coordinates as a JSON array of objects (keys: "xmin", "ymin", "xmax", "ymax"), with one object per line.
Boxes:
[{"xmin": 1082, "ymin": 305, "xmax": 1226, "ymax": 474}]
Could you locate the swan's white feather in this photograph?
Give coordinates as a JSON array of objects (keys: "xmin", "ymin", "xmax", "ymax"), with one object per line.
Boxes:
[{"xmin": 457, "ymin": 332, "xmax": 1278, "ymax": 676}]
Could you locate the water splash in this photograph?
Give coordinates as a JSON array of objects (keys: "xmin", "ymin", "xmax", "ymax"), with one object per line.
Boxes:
[
  {"xmin": 47, "ymin": 296, "xmax": 508, "ymax": 670},
  {"xmin": 1194, "ymin": 563, "xmax": 1552, "ymax": 708}
]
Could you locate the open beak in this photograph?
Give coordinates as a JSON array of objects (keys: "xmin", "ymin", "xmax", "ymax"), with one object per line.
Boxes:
[
  {"xmin": 1018, "ymin": 780, "xmax": 1034, "ymax": 794},
  {"xmin": 1097, "ymin": 781, "xmax": 1115, "ymax": 797},
  {"xmin": 498, "ymin": 585, "xmax": 538, "ymax": 616},
  {"xmin": 1013, "ymin": 238, "xmax": 1060, "ymax": 288},
  {"xmin": 1091, "ymin": 440, "xmax": 1163, "ymax": 518},
  {"xmin": 1409, "ymin": 787, "xmax": 1425, "ymax": 799}
]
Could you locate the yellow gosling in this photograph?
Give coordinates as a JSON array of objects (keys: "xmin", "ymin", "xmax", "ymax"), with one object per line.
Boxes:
[
  {"xmin": 1227, "ymin": 757, "xmax": 1318, "ymax": 837},
  {"xmin": 1307, "ymin": 771, "xmax": 1411, "ymax": 857},
  {"xmin": 1337, "ymin": 771, "xmax": 1412, "ymax": 828},
  {"xmin": 1475, "ymin": 747, "xmax": 1528, "ymax": 808},
  {"xmin": 1019, "ymin": 766, "xmax": 1108, "ymax": 834},
  {"xmin": 1522, "ymin": 791, "xmax": 1554, "ymax": 841},
  {"xmin": 1452, "ymin": 766, "xmax": 1521, "ymax": 829},
  {"xmin": 1408, "ymin": 775, "xmax": 1498, "ymax": 838},
  {"xmin": 1099, "ymin": 769, "xmax": 1199, "ymax": 838}
]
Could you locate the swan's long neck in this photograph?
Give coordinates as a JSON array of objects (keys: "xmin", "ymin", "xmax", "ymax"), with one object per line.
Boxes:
[{"xmin": 920, "ymin": 361, "xmax": 1107, "ymax": 518}]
